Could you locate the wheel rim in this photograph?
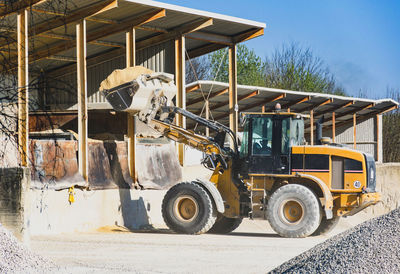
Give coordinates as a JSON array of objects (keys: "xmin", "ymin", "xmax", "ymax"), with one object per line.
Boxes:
[
  {"xmin": 173, "ymin": 195, "xmax": 199, "ymax": 222},
  {"xmin": 279, "ymin": 199, "xmax": 305, "ymax": 225}
]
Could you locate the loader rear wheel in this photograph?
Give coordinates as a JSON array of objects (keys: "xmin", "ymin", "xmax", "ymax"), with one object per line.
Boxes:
[
  {"xmin": 208, "ymin": 214, "xmax": 243, "ymax": 234},
  {"xmin": 267, "ymin": 184, "xmax": 322, "ymax": 238},
  {"xmin": 162, "ymin": 182, "xmax": 216, "ymax": 234},
  {"xmin": 312, "ymin": 216, "xmax": 340, "ymax": 236}
]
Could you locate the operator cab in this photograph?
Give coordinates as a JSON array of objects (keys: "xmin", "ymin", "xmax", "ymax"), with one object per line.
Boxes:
[{"xmin": 239, "ymin": 112, "xmax": 306, "ymax": 174}]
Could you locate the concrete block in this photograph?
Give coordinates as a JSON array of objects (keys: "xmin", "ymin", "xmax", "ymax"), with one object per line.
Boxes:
[{"xmin": 0, "ymin": 167, "xmax": 31, "ymax": 245}]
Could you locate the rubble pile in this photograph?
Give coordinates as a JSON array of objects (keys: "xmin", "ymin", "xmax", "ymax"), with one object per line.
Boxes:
[
  {"xmin": 271, "ymin": 208, "xmax": 400, "ymax": 273},
  {"xmin": 0, "ymin": 224, "xmax": 56, "ymax": 273}
]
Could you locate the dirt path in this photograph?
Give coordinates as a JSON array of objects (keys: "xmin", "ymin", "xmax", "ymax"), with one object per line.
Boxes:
[{"xmin": 30, "ymin": 215, "xmax": 368, "ymax": 274}]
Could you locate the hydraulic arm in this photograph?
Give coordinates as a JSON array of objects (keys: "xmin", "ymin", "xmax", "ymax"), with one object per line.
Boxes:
[{"xmin": 101, "ymin": 66, "xmax": 237, "ymax": 169}]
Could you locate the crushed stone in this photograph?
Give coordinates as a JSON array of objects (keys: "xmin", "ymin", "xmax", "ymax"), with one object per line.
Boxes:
[
  {"xmin": 0, "ymin": 224, "xmax": 58, "ymax": 273},
  {"xmin": 270, "ymin": 207, "xmax": 400, "ymax": 273}
]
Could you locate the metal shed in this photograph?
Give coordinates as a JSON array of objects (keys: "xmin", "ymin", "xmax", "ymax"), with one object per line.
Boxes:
[
  {"xmin": 1, "ymin": 0, "xmax": 265, "ymax": 178},
  {"xmin": 185, "ymin": 81, "xmax": 399, "ymax": 162}
]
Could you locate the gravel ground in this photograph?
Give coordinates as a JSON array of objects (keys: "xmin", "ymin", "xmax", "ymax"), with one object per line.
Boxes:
[
  {"xmin": 270, "ymin": 207, "xmax": 400, "ymax": 273},
  {"xmin": 0, "ymin": 224, "xmax": 57, "ymax": 273}
]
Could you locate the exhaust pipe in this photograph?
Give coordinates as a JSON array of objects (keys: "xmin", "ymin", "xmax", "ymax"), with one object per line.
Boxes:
[{"xmin": 316, "ymin": 115, "xmax": 324, "ymax": 145}]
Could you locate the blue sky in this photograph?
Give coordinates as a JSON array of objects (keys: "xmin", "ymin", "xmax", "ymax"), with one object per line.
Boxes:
[{"xmin": 162, "ymin": 0, "xmax": 400, "ymax": 99}]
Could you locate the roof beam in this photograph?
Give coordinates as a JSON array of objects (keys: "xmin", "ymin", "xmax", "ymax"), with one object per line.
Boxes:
[
  {"xmin": 38, "ymin": 32, "xmax": 124, "ymax": 48},
  {"xmin": 299, "ymin": 98, "xmax": 333, "ymax": 112},
  {"xmin": 332, "ymin": 103, "xmax": 375, "ymax": 121},
  {"xmin": 46, "ymin": 55, "xmax": 77, "ymax": 62},
  {"xmin": 239, "ymin": 93, "xmax": 285, "ymax": 114},
  {"xmin": 280, "ymin": 96, "xmax": 310, "ymax": 110},
  {"xmin": 325, "ymin": 104, "xmax": 397, "ymax": 131},
  {"xmin": 9, "ymin": 9, "xmax": 166, "ymax": 66},
  {"xmin": 186, "ymin": 31, "xmax": 233, "ymax": 46},
  {"xmin": 30, "ymin": 8, "xmax": 167, "ymax": 33},
  {"xmin": 314, "ymin": 100, "xmax": 354, "ymax": 116},
  {"xmin": 47, "ymin": 47, "xmax": 125, "ymax": 78},
  {"xmin": 187, "ymin": 42, "xmax": 226, "ymax": 59},
  {"xmin": 186, "ymin": 84, "xmax": 201, "ymax": 93},
  {"xmin": 187, "ymin": 88, "xmax": 228, "ymax": 107},
  {"xmin": 212, "ymin": 90, "xmax": 263, "ymax": 120},
  {"xmin": 233, "ymin": 28, "xmax": 264, "ymax": 43},
  {"xmin": 0, "ymin": 0, "xmax": 118, "ymax": 48},
  {"xmin": 136, "ymin": 18, "xmax": 213, "ymax": 50},
  {"xmin": 0, "ymin": 0, "xmax": 44, "ymax": 17},
  {"xmin": 310, "ymin": 103, "xmax": 375, "ymax": 128}
]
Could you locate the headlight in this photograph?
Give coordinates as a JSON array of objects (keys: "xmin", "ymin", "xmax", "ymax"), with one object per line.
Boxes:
[{"xmin": 364, "ymin": 154, "xmax": 376, "ymax": 192}]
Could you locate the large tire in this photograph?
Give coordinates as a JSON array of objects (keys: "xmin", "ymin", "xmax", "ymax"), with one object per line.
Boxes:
[
  {"xmin": 267, "ymin": 184, "xmax": 322, "ymax": 238},
  {"xmin": 208, "ymin": 214, "xmax": 243, "ymax": 234},
  {"xmin": 162, "ymin": 182, "xmax": 216, "ymax": 234},
  {"xmin": 312, "ymin": 216, "xmax": 340, "ymax": 236}
]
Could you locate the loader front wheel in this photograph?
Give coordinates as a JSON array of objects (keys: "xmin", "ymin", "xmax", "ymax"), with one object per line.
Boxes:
[
  {"xmin": 162, "ymin": 182, "xmax": 216, "ymax": 234},
  {"xmin": 312, "ymin": 216, "xmax": 340, "ymax": 236},
  {"xmin": 208, "ymin": 214, "xmax": 243, "ymax": 234},
  {"xmin": 267, "ymin": 184, "xmax": 321, "ymax": 238}
]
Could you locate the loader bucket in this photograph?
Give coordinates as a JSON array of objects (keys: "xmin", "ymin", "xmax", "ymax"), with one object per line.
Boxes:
[{"xmin": 100, "ymin": 66, "xmax": 176, "ymax": 117}]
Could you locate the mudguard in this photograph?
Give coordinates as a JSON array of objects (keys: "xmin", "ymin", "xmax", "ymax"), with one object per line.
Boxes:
[
  {"xmin": 296, "ymin": 173, "xmax": 334, "ymax": 219},
  {"xmin": 193, "ymin": 179, "xmax": 225, "ymax": 214}
]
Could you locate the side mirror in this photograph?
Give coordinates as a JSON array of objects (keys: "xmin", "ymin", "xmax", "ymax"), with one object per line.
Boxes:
[{"xmin": 239, "ymin": 114, "xmax": 247, "ymax": 127}]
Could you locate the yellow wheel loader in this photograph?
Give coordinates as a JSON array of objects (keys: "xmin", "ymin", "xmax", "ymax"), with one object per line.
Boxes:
[{"xmin": 101, "ymin": 66, "xmax": 380, "ymax": 238}]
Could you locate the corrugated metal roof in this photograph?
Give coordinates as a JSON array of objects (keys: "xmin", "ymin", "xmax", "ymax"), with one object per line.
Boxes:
[
  {"xmin": 185, "ymin": 80, "xmax": 399, "ymax": 130},
  {"xmin": 0, "ymin": 0, "xmax": 265, "ymax": 73}
]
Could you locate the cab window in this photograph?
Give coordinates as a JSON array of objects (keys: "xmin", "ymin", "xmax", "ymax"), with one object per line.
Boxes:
[{"xmin": 252, "ymin": 117, "xmax": 273, "ymax": 155}]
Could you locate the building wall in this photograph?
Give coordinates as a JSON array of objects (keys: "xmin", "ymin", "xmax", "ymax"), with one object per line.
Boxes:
[
  {"xmin": 323, "ymin": 116, "xmax": 379, "ymax": 160},
  {"xmin": 45, "ymin": 41, "xmax": 175, "ymax": 109}
]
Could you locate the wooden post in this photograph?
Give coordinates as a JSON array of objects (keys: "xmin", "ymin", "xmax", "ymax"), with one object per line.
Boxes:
[
  {"xmin": 310, "ymin": 110, "xmax": 314, "ymax": 145},
  {"xmin": 175, "ymin": 35, "xmax": 185, "ymax": 166},
  {"xmin": 261, "ymin": 105, "xmax": 265, "ymax": 113},
  {"xmin": 332, "ymin": 112, "xmax": 336, "ymax": 142},
  {"xmin": 205, "ymin": 100, "xmax": 209, "ymax": 137},
  {"xmin": 353, "ymin": 113, "xmax": 357, "ymax": 149},
  {"xmin": 17, "ymin": 9, "xmax": 29, "ymax": 166},
  {"xmin": 77, "ymin": 20, "xmax": 88, "ymax": 181},
  {"xmin": 229, "ymin": 45, "xmax": 238, "ymax": 147},
  {"xmin": 126, "ymin": 27, "xmax": 136, "ymax": 181}
]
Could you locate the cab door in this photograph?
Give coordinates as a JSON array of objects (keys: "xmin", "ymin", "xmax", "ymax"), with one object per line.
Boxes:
[{"xmin": 243, "ymin": 115, "xmax": 290, "ymax": 174}]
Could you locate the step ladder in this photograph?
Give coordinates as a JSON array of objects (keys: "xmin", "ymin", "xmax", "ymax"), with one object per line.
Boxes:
[{"xmin": 249, "ymin": 187, "xmax": 267, "ymax": 219}]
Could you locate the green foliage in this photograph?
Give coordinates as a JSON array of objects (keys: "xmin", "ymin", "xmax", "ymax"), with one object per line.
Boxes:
[
  {"xmin": 264, "ymin": 43, "xmax": 345, "ymax": 95},
  {"xmin": 208, "ymin": 44, "xmax": 266, "ymax": 86},
  {"xmin": 383, "ymin": 88, "xmax": 400, "ymax": 162},
  {"xmin": 206, "ymin": 43, "xmax": 345, "ymax": 95}
]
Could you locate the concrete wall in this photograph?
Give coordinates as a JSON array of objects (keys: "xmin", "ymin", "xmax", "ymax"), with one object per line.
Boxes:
[
  {"xmin": 0, "ymin": 167, "xmax": 31, "ymax": 244},
  {"xmin": 364, "ymin": 163, "xmax": 400, "ymax": 216},
  {"xmin": 28, "ymin": 189, "xmax": 166, "ymax": 235},
  {"xmin": 2, "ymin": 163, "xmax": 399, "ymax": 239}
]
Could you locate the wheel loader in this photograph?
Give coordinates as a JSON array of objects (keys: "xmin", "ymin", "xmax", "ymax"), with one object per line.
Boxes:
[{"xmin": 101, "ymin": 66, "xmax": 380, "ymax": 238}]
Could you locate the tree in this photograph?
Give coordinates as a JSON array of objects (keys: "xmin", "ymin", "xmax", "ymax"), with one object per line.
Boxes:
[
  {"xmin": 185, "ymin": 55, "xmax": 210, "ymax": 83},
  {"xmin": 383, "ymin": 88, "xmax": 400, "ymax": 162},
  {"xmin": 0, "ymin": 0, "xmax": 72, "ymax": 167},
  {"xmin": 208, "ymin": 44, "xmax": 266, "ymax": 86},
  {"xmin": 264, "ymin": 43, "xmax": 345, "ymax": 95}
]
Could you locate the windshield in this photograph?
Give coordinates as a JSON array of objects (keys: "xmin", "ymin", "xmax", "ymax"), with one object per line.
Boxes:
[{"xmin": 290, "ymin": 118, "xmax": 305, "ymax": 146}]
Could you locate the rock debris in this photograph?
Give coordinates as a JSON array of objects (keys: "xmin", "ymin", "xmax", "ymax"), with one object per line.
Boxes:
[
  {"xmin": 0, "ymin": 224, "xmax": 57, "ymax": 273},
  {"xmin": 270, "ymin": 207, "xmax": 400, "ymax": 273}
]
